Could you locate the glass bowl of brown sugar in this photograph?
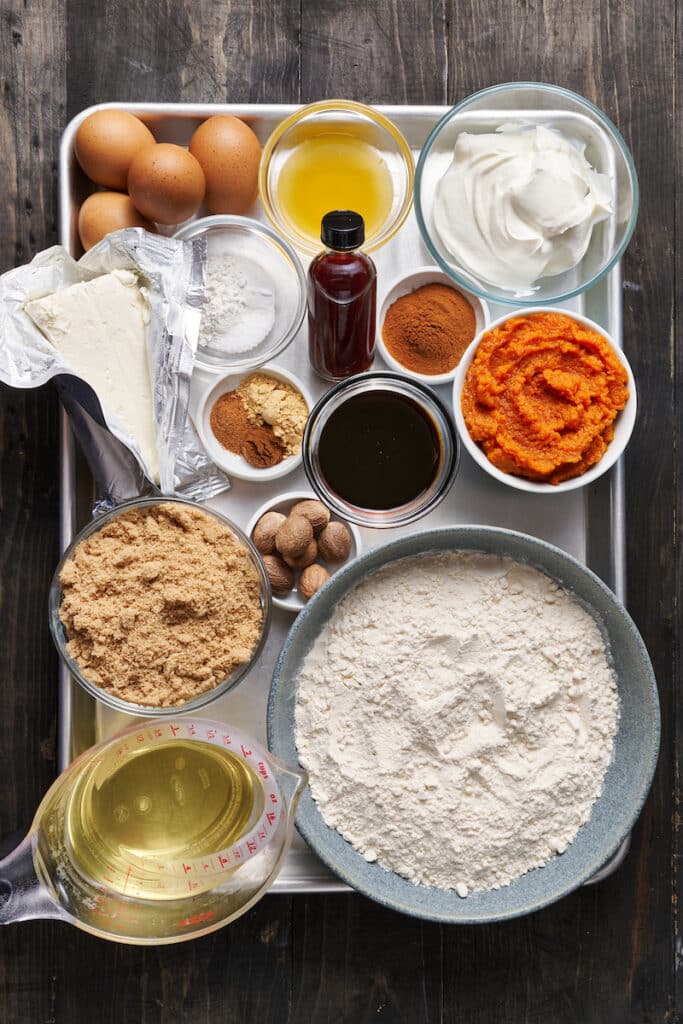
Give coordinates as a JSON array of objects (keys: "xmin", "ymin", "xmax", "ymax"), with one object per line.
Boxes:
[{"xmin": 49, "ymin": 497, "xmax": 272, "ymax": 717}]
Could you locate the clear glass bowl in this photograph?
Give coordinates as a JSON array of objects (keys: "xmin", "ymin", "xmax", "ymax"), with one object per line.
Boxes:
[
  {"xmin": 302, "ymin": 372, "xmax": 459, "ymax": 528},
  {"xmin": 49, "ymin": 497, "xmax": 272, "ymax": 717},
  {"xmin": 258, "ymin": 100, "xmax": 414, "ymax": 256},
  {"xmin": 415, "ymin": 83, "xmax": 639, "ymax": 306},
  {"xmin": 175, "ymin": 215, "xmax": 306, "ymax": 373}
]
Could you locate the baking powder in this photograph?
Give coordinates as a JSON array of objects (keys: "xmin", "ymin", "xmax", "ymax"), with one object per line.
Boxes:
[
  {"xmin": 200, "ymin": 253, "xmax": 275, "ymax": 355},
  {"xmin": 295, "ymin": 552, "xmax": 618, "ymax": 895}
]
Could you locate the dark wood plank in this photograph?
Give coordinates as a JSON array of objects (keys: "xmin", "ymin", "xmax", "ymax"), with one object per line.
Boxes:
[
  {"xmin": 300, "ymin": 0, "xmax": 447, "ymax": 104},
  {"xmin": 440, "ymin": 2, "xmax": 676, "ymax": 1023},
  {"xmin": 0, "ymin": 0, "xmax": 65, "ymax": 1020},
  {"xmin": 66, "ymin": 0, "xmax": 301, "ymax": 110}
]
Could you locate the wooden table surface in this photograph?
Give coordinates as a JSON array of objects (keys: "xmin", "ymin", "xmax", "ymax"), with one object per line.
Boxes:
[{"xmin": 0, "ymin": 1, "xmax": 677, "ymax": 1021}]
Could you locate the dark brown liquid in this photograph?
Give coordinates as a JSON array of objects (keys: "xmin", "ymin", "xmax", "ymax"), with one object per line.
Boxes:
[
  {"xmin": 308, "ymin": 250, "xmax": 377, "ymax": 380},
  {"xmin": 318, "ymin": 391, "xmax": 441, "ymax": 510}
]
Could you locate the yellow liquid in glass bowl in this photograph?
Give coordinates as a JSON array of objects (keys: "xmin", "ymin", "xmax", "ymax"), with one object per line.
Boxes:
[{"xmin": 276, "ymin": 134, "xmax": 394, "ymax": 245}]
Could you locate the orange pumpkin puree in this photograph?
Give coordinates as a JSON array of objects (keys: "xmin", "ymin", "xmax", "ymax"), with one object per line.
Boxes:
[{"xmin": 461, "ymin": 312, "xmax": 629, "ymax": 485}]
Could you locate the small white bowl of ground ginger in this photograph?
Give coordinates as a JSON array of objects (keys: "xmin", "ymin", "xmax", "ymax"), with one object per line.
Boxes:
[
  {"xmin": 48, "ymin": 498, "xmax": 272, "ymax": 716},
  {"xmin": 377, "ymin": 266, "xmax": 489, "ymax": 386},
  {"xmin": 195, "ymin": 365, "xmax": 313, "ymax": 482}
]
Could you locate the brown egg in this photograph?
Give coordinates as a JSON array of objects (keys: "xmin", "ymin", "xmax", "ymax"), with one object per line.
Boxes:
[
  {"xmin": 128, "ymin": 143, "xmax": 206, "ymax": 224},
  {"xmin": 78, "ymin": 192, "xmax": 157, "ymax": 251},
  {"xmin": 75, "ymin": 110, "xmax": 156, "ymax": 190},
  {"xmin": 189, "ymin": 115, "xmax": 261, "ymax": 215}
]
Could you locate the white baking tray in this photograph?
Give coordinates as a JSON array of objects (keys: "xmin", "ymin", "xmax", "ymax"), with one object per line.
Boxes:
[{"xmin": 58, "ymin": 103, "xmax": 629, "ymax": 892}]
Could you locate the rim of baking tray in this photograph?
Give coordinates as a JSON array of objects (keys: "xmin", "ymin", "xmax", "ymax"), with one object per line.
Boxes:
[
  {"xmin": 414, "ymin": 82, "xmax": 640, "ymax": 306},
  {"xmin": 48, "ymin": 496, "xmax": 272, "ymax": 717},
  {"xmin": 267, "ymin": 525, "xmax": 661, "ymax": 924}
]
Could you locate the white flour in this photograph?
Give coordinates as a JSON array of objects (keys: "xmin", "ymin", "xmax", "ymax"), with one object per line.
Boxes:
[{"xmin": 295, "ymin": 552, "xmax": 619, "ymax": 895}]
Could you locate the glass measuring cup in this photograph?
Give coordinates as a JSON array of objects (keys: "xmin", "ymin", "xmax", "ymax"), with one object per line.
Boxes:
[{"xmin": 0, "ymin": 718, "xmax": 307, "ymax": 944}]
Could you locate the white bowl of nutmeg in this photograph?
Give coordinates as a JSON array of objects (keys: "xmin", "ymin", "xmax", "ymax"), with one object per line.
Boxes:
[{"xmin": 246, "ymin": 492, "xmax": 362, "ymax": 613}]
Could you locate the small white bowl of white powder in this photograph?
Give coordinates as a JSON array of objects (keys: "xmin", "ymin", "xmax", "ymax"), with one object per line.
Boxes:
[{"xmin": 176, "ymin": 215, "xmax": 306, "ymax": 373}]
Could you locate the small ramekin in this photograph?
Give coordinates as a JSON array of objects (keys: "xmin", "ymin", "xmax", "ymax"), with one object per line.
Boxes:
[
  {"xmin": 246, "ymin": 491, "xmax": 362, "ymax": 614},
  {"xmin": 452, "ymin": 307, "xmax": 637, "ymax": 494},
  {"xmin": 194, "ymin": 364, "xmax": 313, "ymax": 483},
  {"xmin": 377, "ymin": 266, "xmax": 490, "ymax": 386}
]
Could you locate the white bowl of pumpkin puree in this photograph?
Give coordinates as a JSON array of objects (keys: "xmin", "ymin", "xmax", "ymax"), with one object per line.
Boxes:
[{"xmin": 453, "ymin": 308, "xmax": 636, "ymax": 493}]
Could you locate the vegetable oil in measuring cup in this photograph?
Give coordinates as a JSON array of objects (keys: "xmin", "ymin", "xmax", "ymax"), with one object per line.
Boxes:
[{"xmin": 64, "ymin": 738, "xmax": 263, "ymax": 901}]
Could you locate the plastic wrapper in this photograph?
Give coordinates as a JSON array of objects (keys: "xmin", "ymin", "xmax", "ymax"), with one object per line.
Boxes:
[{"xmin": 0, "ymin": 228, "xmax": 229, "ymax": 505}]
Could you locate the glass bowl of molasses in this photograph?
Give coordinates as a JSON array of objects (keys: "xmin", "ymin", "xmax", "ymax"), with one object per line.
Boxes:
[{"xmin": 302, "ymin": 372, "xmax": 459, "ymax": 528}]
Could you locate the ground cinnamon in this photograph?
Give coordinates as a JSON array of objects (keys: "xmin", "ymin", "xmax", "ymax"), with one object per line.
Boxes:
[
  {"xmin": 382, "ymin": 283, "xmax": 476, "ymax": 375},
  {"xmin": 210, "ymin": 391, "xmax": 285, "ymax": 468}
]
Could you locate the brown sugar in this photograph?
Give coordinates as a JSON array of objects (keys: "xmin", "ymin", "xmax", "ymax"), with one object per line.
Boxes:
[
  {"xmin": 58, "ymin": 502, "xmax": 264, "ymax": 707},
  {"xmin": 209, "ymin": 390, "xmax": 285, "ymax": 468}
]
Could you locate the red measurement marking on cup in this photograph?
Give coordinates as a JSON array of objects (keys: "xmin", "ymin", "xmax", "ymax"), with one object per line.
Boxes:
[
  {"xmin": 169, "ymin": 724, "xmax": 181, "ymax": 736},
  {"xmin": 258, "ymin": 762, "xmax": 269, "ymax": 779},
  {"xmin": 241, "ymin": 745, "xmax": 252, "ymax": 758},
  {"xmin": 222, "ymin": 734, "xmax": 232, "ymax": 746},
  {"xmin": 121, "ymin": 866, "xmax": 131, "ymax": 896},
  {"xmin": 178, "ymin": 910, "xmax": 215, "ymax": 928},
  {"xmin": 266, "ymin": 812, "xmax": 277, "ymax": 825}
]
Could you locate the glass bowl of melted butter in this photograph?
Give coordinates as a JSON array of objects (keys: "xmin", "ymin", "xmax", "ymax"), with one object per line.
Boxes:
[{"xmin": 258, "ymin": 100, "xmax": 414, "ymax": 256}]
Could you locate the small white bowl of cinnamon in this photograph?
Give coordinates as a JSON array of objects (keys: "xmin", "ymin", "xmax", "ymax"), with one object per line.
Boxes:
[{"xmin": 376, "ymin": 266, "xmax": 489, "ymax": 387}]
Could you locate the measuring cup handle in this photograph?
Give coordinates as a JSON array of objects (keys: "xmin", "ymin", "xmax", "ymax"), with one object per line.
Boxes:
[{"xmin": 0, "ymin": 833, "xmax": 64, "ymax": 925}]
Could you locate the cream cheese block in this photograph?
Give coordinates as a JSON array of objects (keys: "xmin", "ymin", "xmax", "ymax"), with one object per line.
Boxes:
[{"xmin": 25, "ymin": 269, "xmax": 158, "ymax": 481}]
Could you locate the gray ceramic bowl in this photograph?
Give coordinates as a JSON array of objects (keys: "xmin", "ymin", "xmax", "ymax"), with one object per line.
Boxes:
[{"xmin": 267, "ymin": 527, "xmax": 660, "ymax": 923}]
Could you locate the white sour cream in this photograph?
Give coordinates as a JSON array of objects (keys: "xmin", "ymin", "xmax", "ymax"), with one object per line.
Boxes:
[{"xmin": 434, "ymin": 125, "xmax": 613, "ymax": 293}]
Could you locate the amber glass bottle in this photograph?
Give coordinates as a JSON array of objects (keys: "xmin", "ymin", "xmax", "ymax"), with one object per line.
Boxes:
[{"xmin": 307, "ymin": 210, "xmax": 377, "ymax": 381}]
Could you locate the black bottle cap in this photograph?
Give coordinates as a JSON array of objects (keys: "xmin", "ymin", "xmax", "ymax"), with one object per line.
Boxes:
[{"xmin": 321, "ymin": 210, "xmax": 365, "ymax": 250}]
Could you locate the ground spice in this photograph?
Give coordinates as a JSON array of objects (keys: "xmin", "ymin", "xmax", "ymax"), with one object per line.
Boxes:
[
  {"xmin": 238, "ymin": 373, "xmax": 309, "ymax": 455},
  {"xmin": 382, "ymin": 283, "xmax": 476, "ymax": 375},
  {"xmin": 210, "ymin": 390, "xmax": 285, "ymax": 468},
  {"xmin": 59, "ymin": 503, "xmax": 264, "ymax": 708}
]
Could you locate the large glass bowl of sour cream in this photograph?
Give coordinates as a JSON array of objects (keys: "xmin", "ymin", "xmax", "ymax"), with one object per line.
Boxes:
[{"xmin": 415, "ymin": 83, "xmax": 638, "ymax": 305}]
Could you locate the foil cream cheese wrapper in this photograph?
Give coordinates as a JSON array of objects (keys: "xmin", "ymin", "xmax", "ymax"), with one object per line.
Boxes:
[{"xmin": 0, "ymin": 227, "xmax": 229, "ymax": 504}]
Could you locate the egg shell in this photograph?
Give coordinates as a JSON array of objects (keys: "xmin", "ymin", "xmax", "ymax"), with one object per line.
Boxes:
[
  {"xmin": 78, "ymin": 191, "xmax": 157, "ymax": 251},
  {"xmin": 128, "ymin": 143, "xmax": 206, "ymax": 225},
  {"xmin": 75, "ymin": 110, "xmax": 156, "ymax": 190},
  {"xmin": 189, "ymin": 115, "xmax": 261, "ymax": 215}
]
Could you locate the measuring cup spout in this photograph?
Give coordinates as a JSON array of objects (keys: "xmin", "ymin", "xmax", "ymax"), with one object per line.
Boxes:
[
  {"xmin": 0, "ymin": 833, "xmax": 63, "ymax": 925},
  {"xmin": 268, "ymin": 755, "xmax": 308, "ymax": 823}
]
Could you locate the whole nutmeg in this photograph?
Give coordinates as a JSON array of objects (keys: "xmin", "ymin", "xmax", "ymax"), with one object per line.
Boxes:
[
  {"xmin": 318, "ymin": 521, "xmax": 352, "ymax": 563},
  {"xmin": 252, "ymin": 510, "xmax": 287, "ymax": 555},
  {"xmin": 299, "ymin": 563, "xmax": 330, "ymax": 601},
  {"xmin": 262, "ymin": 554, "xmax": 294, "ymax": 595},
  {"xmin": 275, "ymin": 515, "xmax": 313, "ymax": 559},
  {"xmin": 284, "ymin": 538, "xmax": 318, "ymax": 570},
  {"xmin": 289, "ymin": 499, "xmax": 331, "ymax": 534}
]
